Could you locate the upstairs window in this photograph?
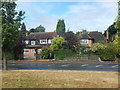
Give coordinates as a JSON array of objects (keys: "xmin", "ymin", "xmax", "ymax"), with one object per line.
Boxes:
[
  {"xmin": 80, "ymin": 39, "xmax": 88, "ymax": 44},
  {"xmin": 31, "ymin": 41, "xmax": 35, "ymax": 45},
  {"xmin": 48, "ymin": 39, "xmax": 52, "ymax": 44},
  {"xmin": 25, "ymin": 40, "xmax": 29, "ymax": 44},
  {"xmin": 40, "ymin": 39, "xmax": 47, "ymax": 44}
]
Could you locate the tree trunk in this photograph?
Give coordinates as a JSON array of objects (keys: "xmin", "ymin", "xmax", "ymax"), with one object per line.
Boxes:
[{"xmin": 3, "ymin": 52, "xmax": 7, "ymax": 70}]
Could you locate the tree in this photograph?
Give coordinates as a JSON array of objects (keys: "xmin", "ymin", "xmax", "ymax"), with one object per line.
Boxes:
[
  {"xmin": 21, "ymin": 22, "xmax": 27, "ymax": 35},
  {"xmin": 65, "ymin": 31, "xmax": 79, "ymax": 51},
  {"xmin": 104, "ymin": 22, "xmax": 118, "ymax": 37},
  {"xmin": 115, "ymin": 1, "xmax": 120, "ymax": 31},
  {"xmin": 50, "ymin": 36, "xmax": 66, "ymax": 50},
  {"xmin": 1, "ymin": 1, "xmax": 25, "ymax": 69},
  {"xmin": 35, "ymin": 25, "xmax": 45, "ymax": 32},
  {"xmin": 113, "ymin": 33, "xmax": 120, "ymax": 58},
  {"xmin": 29, "ymin": 25, "xmax": 45, "ymax": 33},
  {"xmin": 56, "ymin": 19, "xmax": 66, "ymax": 34},
  {"xmin": 29, "ymin": 28, "xmax": 36, "ymax": 33}
]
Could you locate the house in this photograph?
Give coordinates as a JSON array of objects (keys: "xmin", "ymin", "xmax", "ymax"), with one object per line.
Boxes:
[
  {"xmin": 23, "ymin": 32, "xmax": 60, "ymax": 57},
  {"xmin": 80, "ymin": 31, "xmax": 106, "ymax": 47}
]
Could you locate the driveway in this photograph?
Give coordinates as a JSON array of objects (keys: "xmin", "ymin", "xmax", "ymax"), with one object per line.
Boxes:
[{"xmin": 6, "ymin": 60, "xmax": 119, "ymax": 72}]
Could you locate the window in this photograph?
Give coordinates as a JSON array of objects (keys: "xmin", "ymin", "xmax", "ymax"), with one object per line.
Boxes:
[
  {"xmin": 48, "ymin": 39, "xmax": 52, "ymax": 44},
  {"xmin": 80, "ymin": 39, "xmax": 88, "ymax": 44},
  {"xmin": 32, "ymin": 49, "xmax": 35, "ymax": 53},
  {"xmin": 25, "ymin": 40, "xmax": 29, "ymax": 44},
  {"xmin": 24, "ymin": 49, "xmax": 29, "ymax": 53},
  {"xmin": 31, "ymin": 41, "xmax": 35, "ymax": 45},
  {"xmin": 40, "ymin": 39, "xmax": 47, "ymax": 44}
]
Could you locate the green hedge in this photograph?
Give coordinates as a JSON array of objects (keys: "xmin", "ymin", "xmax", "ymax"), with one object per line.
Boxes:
[
  {"xmin": 54, "ymin": 49, "xmax": 76, "ymax": 60},
  {"xmin": 99, "ymin": 49, "xmax": 116, "ymax": 60},
  {"xmin": 7, "ymin": 51, "xmax": 15, "ymax": 60},
  {"xmin": 41, "ymin": 47, "xmax": 54, "ymax": 59}
]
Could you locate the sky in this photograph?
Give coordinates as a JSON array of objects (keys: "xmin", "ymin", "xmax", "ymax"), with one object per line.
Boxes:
[{"xmin": 16, "ymin": 0, "xmax": 118, "ymax": 33}]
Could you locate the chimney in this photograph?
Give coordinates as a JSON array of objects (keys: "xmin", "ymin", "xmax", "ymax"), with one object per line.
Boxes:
[
  {"xmin": 106, "ymin": 30, "xmax": 109, "ymax": 42},
  {"xmin": 26, "ymin": 32, "xmax": 29, "ymax": 36}
]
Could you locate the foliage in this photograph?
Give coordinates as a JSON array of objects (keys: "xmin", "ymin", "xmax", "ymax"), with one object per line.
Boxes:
[
  {"xmin": 54, "ymin": 49, "xmax": 76, "ymax": 60},
  {"xmin": 90, "ymin": 43, "xmax": 107, "ymax": 52},
  {"xmin": 50, "ymin": 36, "xmax": 66, "ymax": 50},
  {"xmin": 113, "ymin": 34, "xmax": 120, "ymax": 57},
  {"xmin": 65, "ymin": 31, "xmax": 79, "ymax": 51},
  {"xmin": 36, "ymin": 25, "xmax": 45, "ymax": 32},
  {"xmin": 13, "ymin": 35, "xmax": 25, "ymax": 60},
  {"xmin": 1, "ymin": 1, "xmax": 25, "ymax": 69},
  {"xmin": 56, "ymin": 19, "xmax": 65, "ymax": 34},
  {"xmin": 41, "ymin": 47, "xmax": 54, "ymax": 59},
  {"xmin": 90, "ymin": 43, "xmax": 117, "ymax": 60},
  {"xmin": 20, "ymin": 22, "xmax": 27, "ymax": 35},
  {"xmin": 29, "ymin": 25, "xmax": 45, "ymax": 33},
  {"xmin": 80, "ymin": 46, "xmax": 89, "ymax": 54},
  {"xmin": 1, "ymin": 1, "xmax": 25, "ymax": 52},
  {"xmin": 104, "ymin": 22, "xmax": 119, "ymax": 37}
]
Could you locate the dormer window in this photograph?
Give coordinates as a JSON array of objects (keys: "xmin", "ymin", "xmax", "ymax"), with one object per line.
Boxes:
[
  {"xmin": 40, "ymin": 39, "xmax": 47, "ymax": 44},
  {"xmin": 25, "ymin": 40, "xmax": 29, "ymax": 44},
  {"xmin": 31, "ymin": 41, "xmax": 35, "ymax": 45}
]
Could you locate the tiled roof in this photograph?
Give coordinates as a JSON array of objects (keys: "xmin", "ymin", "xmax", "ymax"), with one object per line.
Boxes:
[
  {"xmin": 80, "ymin": 31, "xmax": 106, "ymax": 43},
  {"xmin": 80, "ymin": 33, "xmax": 93, "ymax": 39},
  {"xmin": 25, "ymin": 32, "xmax": 58, "ymax": 40},
  {"xmin": 89, "ymin": 31, "xmax": 106, "ymax": 43}
]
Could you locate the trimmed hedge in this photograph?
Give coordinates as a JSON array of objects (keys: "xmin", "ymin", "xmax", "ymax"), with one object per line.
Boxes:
[{"xmin": 54, "ymin": 49, "xmax": 76, "ymax": 60}]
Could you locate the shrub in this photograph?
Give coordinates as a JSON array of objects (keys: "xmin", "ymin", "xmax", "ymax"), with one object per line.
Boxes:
[
  {"xmin": 54, "ymin": 49, "xmax": 76, "ymax": 60},
  {"xmin": 6, "ymin": 51, "xmax": 15, "ymax": 60},
  {"xmin": 41, "ymin": 47, "xmax": 54, "ymax": 59},
  {"xmin": 90, "ymin": 42, "xmax": 117, "ymax": 60}
]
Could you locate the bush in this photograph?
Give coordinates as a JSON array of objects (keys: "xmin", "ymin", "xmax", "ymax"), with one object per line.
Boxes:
[
  {"xmin": 90, "ymin": 42, "xmax": 117, "ymax": 60},
  {"xmin": 41, "ymin": 47, "xmax": 54, "ymax": 59},
  {"xmin": 54, "ymin": 49, "xmax": 76, "ymax": 60},
  {"xmin": 6, "ymin": 51, "xmax": 15, "ymax": 60}
]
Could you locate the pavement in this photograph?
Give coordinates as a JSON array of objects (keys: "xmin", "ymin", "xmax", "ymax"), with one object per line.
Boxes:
[{"xmin": 4, "ymin": 59, "xmax": 119, "ymax": 72}]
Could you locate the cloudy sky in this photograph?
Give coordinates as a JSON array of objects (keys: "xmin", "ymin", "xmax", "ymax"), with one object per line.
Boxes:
[{"xmin": 16, "ymin": 0, "xmax": 118, "ymax": 33}]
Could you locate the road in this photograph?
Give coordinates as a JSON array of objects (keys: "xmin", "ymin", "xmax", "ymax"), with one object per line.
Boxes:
[{"xmin": 4, "ymin": 60, "xmax": 119, "ymax": 72}]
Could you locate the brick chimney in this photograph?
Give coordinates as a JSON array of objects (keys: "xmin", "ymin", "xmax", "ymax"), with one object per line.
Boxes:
[
  {"xmin": 26, "ymin": 32, "xmax": 29, "ymax": 36},
  {"xmin": 106, "ymin": 30, "xmax": 109, "ymax": 42}
]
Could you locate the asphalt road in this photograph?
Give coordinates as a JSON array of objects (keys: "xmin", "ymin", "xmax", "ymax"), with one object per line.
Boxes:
[{"xmin": 4, "ymin": 60, "xmax": 119, "ymax": 72}]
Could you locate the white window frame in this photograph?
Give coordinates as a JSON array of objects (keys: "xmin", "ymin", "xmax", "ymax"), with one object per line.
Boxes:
[
  {"xmin": 40, "ymin": 39, "xmax": 47, "ymax": 44},
  {"xmin": 24, "ymin": 49, "xmax": 29, "ymax": 53},
  {"xmin": 25, "ymin": 40, "xmax": 29, "ymax": 44},
  {"xmin": 48, "ymin": 39, "xmax": 52, "ymax": 44},
  {"xmin": 31, "ymin": 41, "xmax": 35, "ymax": 45},
  {"xmin": 80, "ymin": 39, "xmax": 88, "ymax": 44}
]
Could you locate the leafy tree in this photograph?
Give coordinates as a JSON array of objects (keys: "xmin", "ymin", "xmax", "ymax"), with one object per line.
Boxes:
[
  {"xmin": 65, "ymin": 31, "xmax": 79, "ymax": 51},
  {"xmin": 104, "ymin": 22, "xmax": 118, "ymax": 37},
  {"xmin": 21, "ymin": 22, "xmax": 27, "ymax": 35},
  {"xmin": 56, "ymin": 19, "xmax": 66, "ymax": 34},
  {"xmin": 115, "ymin": 1, "xmax": 120, "ymax": 31},
  {"xmin": 29, "ymin": 25, "xmax": 45, "ymax": 33},
  {"xmin": 1, "ymin": 1, "xmax": 25, "ymax": 69},
  {"xmin": 50, "ymin": 36, "xmax": 66, "ymax": 50},
  {"xmin": 29, "ymin": 28, "xmax": 36, "ymax": 33},
  {"xmin": 35, "ymin": 25, "xmax": 45, "ymax": 32},
  {"xmin": 113, "ymin": 34, "xmax": 120, "ymax": 58}
]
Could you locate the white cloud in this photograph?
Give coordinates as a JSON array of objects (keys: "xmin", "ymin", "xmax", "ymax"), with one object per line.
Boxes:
[
  {"xmin": 16, "ymin": 2, "xmax": 118, "ymax": 33},
  {"xmin": 17, "ymin": 0, "xmax": 118, "ymax": 2}
]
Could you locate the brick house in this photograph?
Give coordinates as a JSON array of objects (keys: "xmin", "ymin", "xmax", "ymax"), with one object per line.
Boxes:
[
  {"xmin": 80, "ymin": 31, "xmax": 106, "ymax": 47},
  {"xmin": 23, "ymin": 32, "xmax": 60, "ymax": 58}
]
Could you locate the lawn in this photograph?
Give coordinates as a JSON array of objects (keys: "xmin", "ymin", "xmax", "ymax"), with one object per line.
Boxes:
[{"xmin": 2, "ymin": 70, "xmax": 119, "ymax": 88}]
